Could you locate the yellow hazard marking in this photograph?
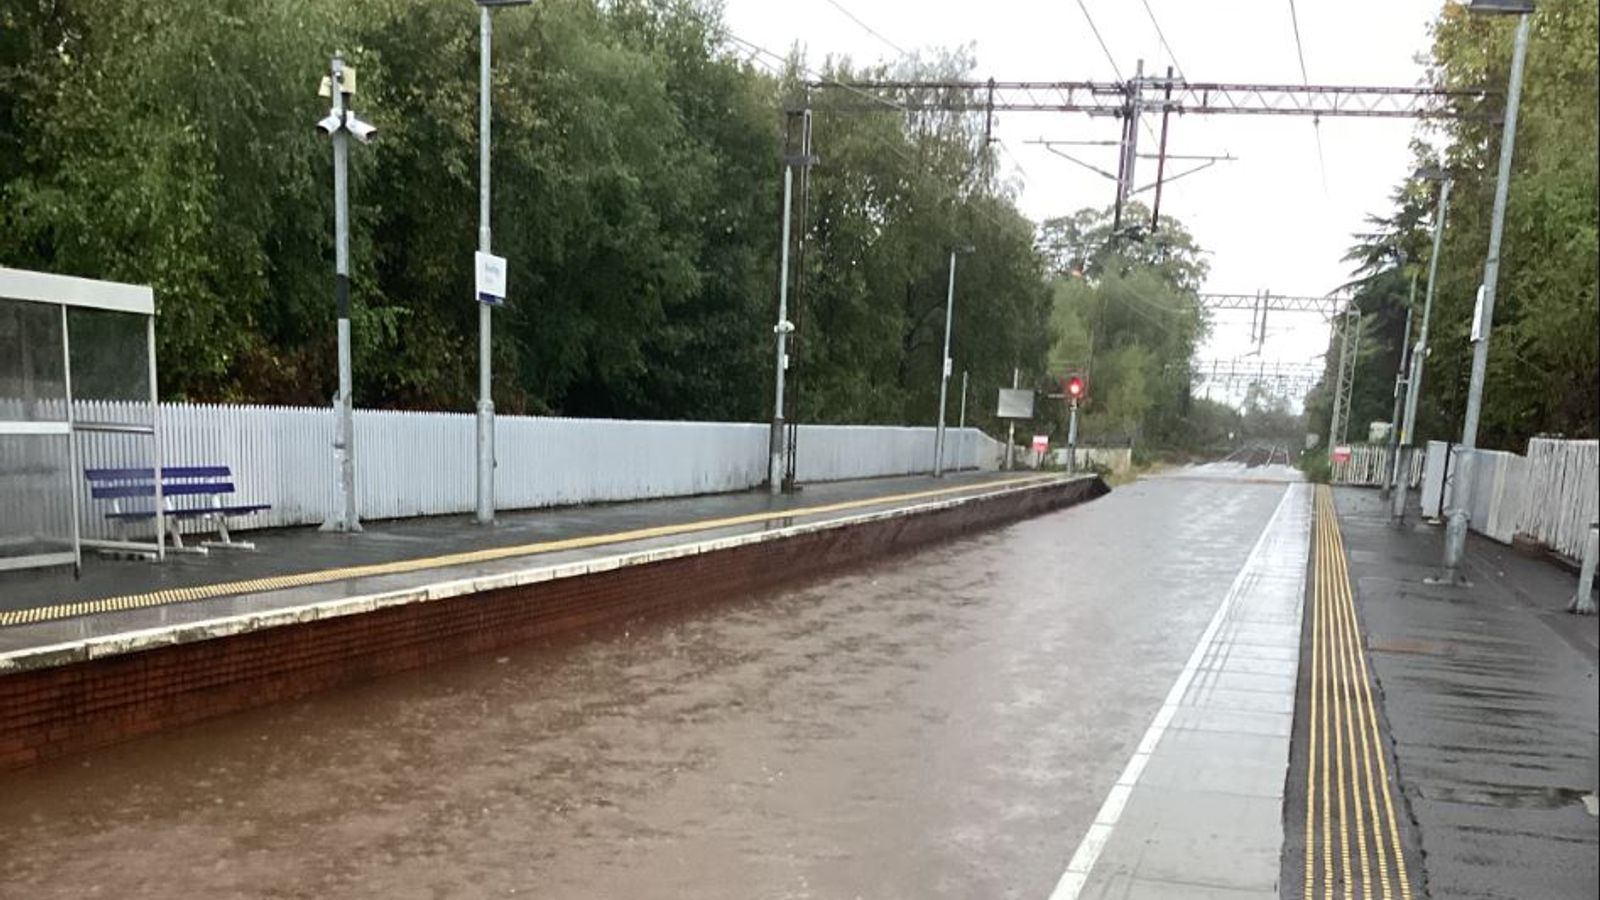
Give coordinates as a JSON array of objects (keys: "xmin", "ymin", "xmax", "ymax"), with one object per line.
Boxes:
[
  {"xmin": 1305, "ymin": 485, "xmax": 1414, "ymax": 900},
  {"xmin": 1, "ymin": 474, "xmax": 1064, "ymax": 629}
]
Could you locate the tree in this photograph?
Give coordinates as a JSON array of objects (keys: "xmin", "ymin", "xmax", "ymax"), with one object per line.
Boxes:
[{"xmin": 1317, "ymin": 0, "xmax": 1598, "ymax": 448}]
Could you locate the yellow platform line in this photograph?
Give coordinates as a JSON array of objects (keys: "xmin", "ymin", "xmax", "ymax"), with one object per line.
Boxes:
[
  {"xmin": 1328, "ymin": 487, "xmax": 1414, "ymax": 899},
  {"xmin": 1306, "ymin": 485, "xmax": 1414, "ymax": 900},
  {"xmin": 1305, "ymin": 479, "xmax": 1321, "ymax": 899},
  {"xmin": 0, "ymin": 474, "xmax": 1063, "ymax": 630}
]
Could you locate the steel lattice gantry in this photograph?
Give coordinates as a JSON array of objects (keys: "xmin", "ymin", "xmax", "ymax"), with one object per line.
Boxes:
[
  {"xmin": 1192, "ymin": 359, "xmax": 1325, "ymax": 397},
  {"xmin": 809, "ymin": 79, "xmax": 1494, "ymax": 119},
  {"xmin": 1196, "ymin": 293, "xmax": 1349, "ymax": 316}
]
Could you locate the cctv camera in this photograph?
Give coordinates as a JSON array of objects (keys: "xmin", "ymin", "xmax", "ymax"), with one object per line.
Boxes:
[
  {"xmin": 774, "ymin": 320, "xmax": 795, "ymax": 335},
  {"xmin": 346, "ymin": 115, "xmax": 378, "ymax": 144},
  {"xmin": 316, "ymin": 113, "xmax": 342, "ymax": 135}
]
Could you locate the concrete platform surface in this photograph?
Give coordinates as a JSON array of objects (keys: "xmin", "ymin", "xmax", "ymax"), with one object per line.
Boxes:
[{"xmin": 0, "ymin": 472, "xmax": 1068, "ymax": 663}]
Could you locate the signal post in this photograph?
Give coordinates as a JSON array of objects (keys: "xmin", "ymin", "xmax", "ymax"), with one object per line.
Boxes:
[{"xmin": 1064, "ymin": 373, "xmax": 1086, "ymax": 474}]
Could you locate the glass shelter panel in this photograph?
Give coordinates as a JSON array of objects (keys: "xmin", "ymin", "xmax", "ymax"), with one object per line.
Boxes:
[
  {"xmin": 0, "ymin": 433, "xmax": 75, "ymax": 568},
  {"xmin": 0, "ymin": 296, "xmax": 67, "ymax": 422}
]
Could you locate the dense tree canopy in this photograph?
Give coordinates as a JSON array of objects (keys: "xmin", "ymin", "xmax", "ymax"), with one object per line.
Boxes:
[
  {"xmin": 1040, "ymin": 203, "xmax": 1217, "ymax": 449},
  {"xmin": 0, "ymin": 0, "xmax": 1057, "ymax": 430},
  {"xmin": 1306, "ymin": 0, "xmax": 1598, "ymax": 449}
]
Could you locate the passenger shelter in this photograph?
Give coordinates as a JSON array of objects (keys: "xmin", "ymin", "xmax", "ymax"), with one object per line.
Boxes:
[{"xmin": 0, "ymin": 266, "xmax": 162, "ymax": 571}]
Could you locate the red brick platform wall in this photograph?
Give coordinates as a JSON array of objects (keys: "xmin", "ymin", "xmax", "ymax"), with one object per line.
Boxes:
[{"xmin": 0, "ymin": 478, "xmax": 1107, "ymax": 771}]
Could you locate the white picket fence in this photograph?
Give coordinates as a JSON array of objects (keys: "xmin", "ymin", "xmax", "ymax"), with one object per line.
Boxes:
[
  {"xmin": 1517, "ymin": 438, "xmax": 1599, "ymax": 559},
  {"xmin": 1331, "ymin": 443, "xmax": 1424, "ymax": 488},
  {"xmin": 1419, "ymin": 438, "xmax": 1599, "ymax": 560},
  {"xmin": 2, "ymin": 402, "xmax": 1005, "ymax": 540}
]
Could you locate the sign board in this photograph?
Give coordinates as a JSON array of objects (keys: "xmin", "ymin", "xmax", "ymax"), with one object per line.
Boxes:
[
  {"xmin": 1332, "ymin": 444, "xmax": 1353, "ymax": 463},
  {"xmin": 997, "ymin": 388, "xmax": 1035, "ymax": 419},
  {"xmin": 1470, "ymin": 284, "xmax": 1488, "ymax": 342},
  {"xmin": 475, "ymin": 251, "xmax": 507, "ymax": 306},
  {"xmin": 1031, "ymin": 434, "xmax": 1049, "ymax": 453}
]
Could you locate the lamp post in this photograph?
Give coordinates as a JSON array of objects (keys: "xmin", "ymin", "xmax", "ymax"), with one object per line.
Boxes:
[
  {"xmin": 1438, "ymin": 0, "xmax": 1535, "ymax": 583},
  {"xmin": 1381, "ymin": 270, "xmax": 1416, "ymax": 500},
  {"xmin": 933, "ymin": 245, "xmax": 974, "ymax": 477},
  {"xmin": 474, "ymin": 0, "xmax": 531, "ymax": 526},
  {"xmin": 316, "ymin": 53, "xmax": 376, "ymax": 534},
  {"xmin": 1392, "ymin": 166, "xmax": 1453, "ymax": 522}
]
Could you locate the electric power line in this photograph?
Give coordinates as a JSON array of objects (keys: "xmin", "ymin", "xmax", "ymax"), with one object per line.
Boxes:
[
  {"xmin": 1138, "ymin": 0, "xmax": 1186, "ymax": 79},
  {"xmin": 820, "ymin": 0, "xmax": 908, "ymax": 58},
  {"xmin": 1072, "ymin": 0, "xmax": 1159, "ymax": 148},
  {"xmin": 995, "ymin": 138, "xmax": 1031, "ymax": 180},
  {"xmin": 1074, "ymin": 0, "xmax": 1124, "ymax": 82},
  {"xmin": 1286, "ymin": 0, "xmax": 1311, "ymax": 84},
  {"xmin": 719, "ymin": 26, "xmax": 1015, "ymax": 236},
  {"xmin": 722, "ymin": 31, "xmax": 905, "ymax": 113},
  {"xmin": 1285, "ymin": 0, "xmax": 1330, "ymax": 194}
]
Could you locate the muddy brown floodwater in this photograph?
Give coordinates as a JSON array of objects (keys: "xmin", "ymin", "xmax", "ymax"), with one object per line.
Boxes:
[{"xmin": 0, "ymin": 478, "xmax": 1286, "ymax": 899}]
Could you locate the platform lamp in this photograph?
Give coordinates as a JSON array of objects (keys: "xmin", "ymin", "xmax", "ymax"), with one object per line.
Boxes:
[
  {"xmin": 1435, "ymin": 0, "xmax": 1535, "ymax": 584},
  {"xmin": 474, "ymin": 0, "xmax": 534, "ymax": 527}
]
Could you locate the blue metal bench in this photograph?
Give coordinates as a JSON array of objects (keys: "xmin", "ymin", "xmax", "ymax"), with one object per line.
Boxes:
[{"xmin": 85, "ymin": 466, "xmax": 271, "ymax": 553}]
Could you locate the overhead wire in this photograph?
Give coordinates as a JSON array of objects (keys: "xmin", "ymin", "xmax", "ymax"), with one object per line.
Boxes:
[
  {"xmin": 743, "ymin": 12, "xmax": 1016, "ymax": 234},
  {"xmin": 1072, "ymin": 0, "xmax": 1159, "ymax": 156},
  {"xmin": 1074, "ymin": 0, "xmax": 1124, "ymax": 82},
  {"xmin": 819, "ymin": 0, "xmax": 908, "ymax": 58},
  {"xmin": 1286, "ymin": 0, "xmax": 1330, "ymax": 195},
  {"xmin": 1138, "ymin": 0, "xmax": 1186, "ymax": 80}
]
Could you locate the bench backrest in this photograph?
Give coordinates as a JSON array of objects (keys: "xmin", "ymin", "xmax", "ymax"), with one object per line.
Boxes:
[{"xmin": 84, "ymin": 466, "xmax": 236, "ymax": 501}]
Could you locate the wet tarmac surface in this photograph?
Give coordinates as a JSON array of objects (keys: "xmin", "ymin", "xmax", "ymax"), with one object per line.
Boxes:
[
  {"xmin": 1316, "ymin": 488, "xmax": 1598, "ymax": 900},
  {"xmin": 0, "ymin": 474, "xmax": 1289, "ymax": 899}
]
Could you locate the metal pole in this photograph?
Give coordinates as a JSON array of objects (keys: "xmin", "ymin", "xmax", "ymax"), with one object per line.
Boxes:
[
  {"xmin": 1394, "ymin": 178, "xmax": 1452, "ymax": 522},
  {"xmin": 958, "ymin": 369, "xmax": 968, "ymax": 471},
  {"xmin": 1067, "ymin": 398, "xmax": 1079, "ymax": 474},
  {"xmin": 1382, "ymin": 277, "xmax": 1415, "ymax": 499},
  {"xmin": 769, "ymin": 164, "xmax": 794, "ymax": 494},
  {"xmin": 62, "ymin": 306, "xmax": 82, "ymax": 571},
  {"xmin": 322, "ymin": 54, "xmax": 360, "ymax": 533},
  {"xmin": 959, "ymin": 369, "xmax": 968, "ymax": 430},
  {"xmin": 933, "ymin": 249, "xmax": 957, "ymax": 477},
  {"xmin": 1150, "ymin": 66, "xmax": 1173, "ymax": 232},
  {"xmin": 1005, "ymin": 367, "xmax": 1019, "ymax": 471},
  {"xmin": 147, "ymin": 315, "xmax": 163, "ymax": 562},
  {"xmin": 1570, "ymin": 521, "xmax": 1599, "ymax": 615},
  {"xmin": 1443, "ymin": 11, "xmax": 1531, "ymax": 582},
  {"xmin": 475, "ymin": 6, "xmax": 496, "ymax": 525},
  {"xmin": 1328, "ymin": 310, "xmax": 1352, "ymax": 461}
]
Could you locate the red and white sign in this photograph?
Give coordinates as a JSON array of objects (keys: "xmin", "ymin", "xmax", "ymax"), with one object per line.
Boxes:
[
  {"xmin": 1031, "ymin": 434, "xmax": 1049, "ymax": 453},
  {"xmin": 1332, "ymin": 444, "xmax": 1353, "ymax": 463}
]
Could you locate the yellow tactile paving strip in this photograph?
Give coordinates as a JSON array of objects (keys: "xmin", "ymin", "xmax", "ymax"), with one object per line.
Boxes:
[
  {"xmin": 1, "ymin": 474, "xmax": 1062, "ymax": 630},
  {"xmin": 1304, "ymin": 485, "xmax": 1414, "ymax": 900}
]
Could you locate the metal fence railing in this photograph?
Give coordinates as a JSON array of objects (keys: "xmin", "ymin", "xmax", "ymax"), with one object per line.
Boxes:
[{"xmin": 1331, "ymin": 443, "xmax": 1424, "ymax": 488}]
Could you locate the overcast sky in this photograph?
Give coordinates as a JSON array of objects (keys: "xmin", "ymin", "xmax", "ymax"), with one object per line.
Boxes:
[{"xmin": 720, "ymin": 0, "xmax": 1446, "ymax": 401}]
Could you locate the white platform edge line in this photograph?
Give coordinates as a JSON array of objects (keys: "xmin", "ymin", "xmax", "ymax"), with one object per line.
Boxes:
[{"xmin": 1047, "ymin": 482, "xmax": 1300, "ymax": 900}]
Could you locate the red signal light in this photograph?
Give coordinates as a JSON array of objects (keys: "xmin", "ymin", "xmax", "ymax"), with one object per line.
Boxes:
[{"xmin": 1065, "ymin": 375, "xmax": 1085, "ymax": 399}]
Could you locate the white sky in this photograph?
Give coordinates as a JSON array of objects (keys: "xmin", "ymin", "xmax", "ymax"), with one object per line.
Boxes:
[{"xmin": 721, "ymin": 0, "xmax": 1444, "ymax": 403}]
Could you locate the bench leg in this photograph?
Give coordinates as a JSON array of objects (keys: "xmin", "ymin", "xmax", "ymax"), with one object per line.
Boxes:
[
  {"xmin": 200, "ymin": 515, "xmax": 256, "ymax": 551},
  {"xmin": 163, "ymin": 517, "xmax": 208, "ymax": 556}
]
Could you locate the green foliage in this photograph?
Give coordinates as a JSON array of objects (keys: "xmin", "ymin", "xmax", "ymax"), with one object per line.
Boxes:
[
  {"xmin": 1313, "ymin": 0, "xmax": 1598, "ymax": 449},
  {"xmin": 0, "ymin": 0, "xmax": 1075, "ymax": 427},
  {"xmin": 1041, "ymin": 202, "xmax": 1213, "ymax": 449},
  {"xmin": 1296, "ymin": 449, "xmax": 1331, "ymax": 484}
]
